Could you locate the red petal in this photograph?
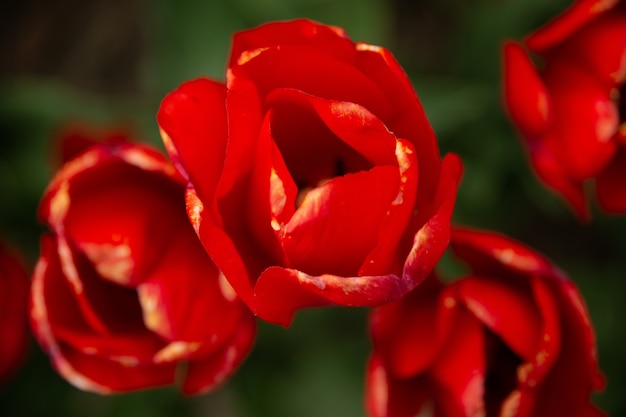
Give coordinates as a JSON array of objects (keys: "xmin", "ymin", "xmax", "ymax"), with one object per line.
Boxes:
[
  {"xmin": 556, "ymin": 12, "xmax": 626, "ymax": 86},
  {"xmin": 53, "ymin": 343, "xmax": 176, "ymax": 393},
  {"xmin": 596, "ymin": 146, "xmax": 626, "ymax": 213},
  {"xmin": 523, "ymin": 279, "xmax": 604, "ymax": 417},
  {"xmin": 157, "ymin": 78, "xmax": 228, "ymax": 204},
  {"xmin": 181, "ymin": 312, "xmax": 256, "ymax": 395},
  {"xmin": 526, "ymin": 0, "xmax": 620, "ymax": 52},
  {"xmin": 246, "ymin": 112, "xmax": 296, "ymax": 265},
  {"xmin": 370, "ymin": 276, "xmax": 448, "ymax": 378},
  {"xmin": 430, "ymin": 309, "xmax": 486, "ymax": 417},
  {"xmin": 253, "ymin": 266, "xmax": 411, "ymax": 326},
  {"xmin": 353, "ymin": 44, "xmax": 440, "ymax": 169},
  {"xmin": 450, "ymin": 227, "xmax": 558, "ymax": 278},
  {"xmin": 229, "ymin": 19, "xmax": 352, "ymax": 70},
  {"xmin": 63, "ymin": 162, "xmax": 186, "ymax": 287},
  {"xmin": 544, "ymin": 62, "xmax": 618, "ymax": 180},
  {"xmin": 360, "ymin": 139, "xmax": 418, "ymax": 276},
  {"xmin": 39, "ymin": 144, "xmax": 185, "ymax": 288},
  {"xmin": 188, "ymin": 187, "xmax": 257, "ymax": 309},
  {"xmin": 365, "ymin": 353, "xmax": 432, "ymax": 417},
  {"xmin": 283, "ymin": 167, "xmax": 399, "ymax": 276},
  {"xmin": 231, "ymin": 45, "xmax": 393, "ymax": 121},
  {"xmin": 136, "ymin": 229, "xmax": 244, "ymax": 347},
  {"xmin": 454, "ymin": 276, "xmax": 541, "ymax": 362},
  {"xmin": 266, "ymin": 88, "xmax": 398, "ymax": 167},
  {"xmin": 32, "ymin": 235, "xmax": 165, "ymax": 365},
  {"xmin": 401, "ymin": 153, "xmax": 462, "ymax": 285},
  {"xmin": 502, "ymin": 41, "xmax": 550, "ymax": 138}
]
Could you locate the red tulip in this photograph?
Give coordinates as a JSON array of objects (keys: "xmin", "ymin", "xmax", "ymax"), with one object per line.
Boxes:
[
  {"xmin": 366, "ymin": 227, "xmax": 604, "ymax": 417},
  {"xmin": 158, "ymin": 19, "xmax": 462, "ymax": 326},
  {"xmin": 0, "ymin": 241, "xmax": 29, "ymax": 384},
  {"xmin": 31, "ymin": 137, "xmax": 256, "ymax": 394},
  {"xmin": 503, "ymin": 0, "xmax": 626, "ymax": 218}
]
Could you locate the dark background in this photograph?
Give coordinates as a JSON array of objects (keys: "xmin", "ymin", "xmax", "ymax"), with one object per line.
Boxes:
[{"xmin": 1, "ymin": 0, "xmax": 624, "ymax": 416}]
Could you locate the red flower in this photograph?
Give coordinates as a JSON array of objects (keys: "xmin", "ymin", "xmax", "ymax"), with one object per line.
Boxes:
[
  {"xmin": 31, "ymin": 137, "xmax": 256, "ymax": 394},
  {"xmin": 366, "ymin": 228, "xmax": 604, "ymax": 417},
  {"xmin": 0, "ymin": 241, "xmax": 29, "ymax": 384},
  {"xmin": 503, "ymin": 0, "xmax": 626, "ymax": 219},
  {"xmin": 158, "ymin": 19, "xmax": 462, "ymax": 326}
]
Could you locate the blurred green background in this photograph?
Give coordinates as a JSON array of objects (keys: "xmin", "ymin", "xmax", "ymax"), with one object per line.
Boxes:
[{"xmin": 1, "ymin": 0, "xmax": 625, "ymax": 416}]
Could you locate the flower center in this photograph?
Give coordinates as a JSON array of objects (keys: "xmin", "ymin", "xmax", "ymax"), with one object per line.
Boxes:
[
  {"xmin": 270, "ymin": 103, "xmax": 371, "ymax": 206},
  {"xmin": 483, "ymin": 330, "xmax": 523, "ymax": 416},
  {"xmin": 294, "ymin": 158, "xmax": 347, "ymax": 206}
]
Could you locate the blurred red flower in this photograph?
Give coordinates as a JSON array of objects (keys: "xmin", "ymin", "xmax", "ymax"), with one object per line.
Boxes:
[
  {"xmin": 366, "ymin": 228, "xmax": 604, "ymax": 417},
  {"xmin": 158, "ymin": 19, "xmax": 462, "ymax": 326},
  {"xmin": 0, "ymin": 241, "xmax": 29, "ymax": 384},
  {"xmin": 31, "ymin": 132, "xmax": 256, "ymax": 394},
  {"xmin": 503, "ymin": 0, "xmax": 626, "ymax": 219}
]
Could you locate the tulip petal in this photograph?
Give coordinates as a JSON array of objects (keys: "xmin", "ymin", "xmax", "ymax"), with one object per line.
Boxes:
[
  {"xmin": 230, "ymin": 19, "xmax": 352, "ymax": 69},
  {"xmin": 31, "ymin": 236, "xmax": 176, "ymax": 393},
  {"xmin": 366, "ymin": 353, "xmax": 432, "ymax": 417},
  {"xmin": 254, "ymin": 266, "xmax": 411, "ymax": 326},
  {"xmin": 354, "ymin": 44, "xmax": 440, "ymax": 172},
  {"xmin": 189, "ymin": 188, "xmax": 259, "ymax": 311},
  {"xmin": 454, "ymin": 276, "xmax": 541, "ymax": 362},
  {"xmin": 450, "ymin": 227, "xmax": 557, "ymax": 278},
  {"xmin": 231, "ymin": 45, "xmax": 393, "ymax": 121},
  {"xmin": 545, "ymin": 62, "xmax": 618, "ymax": 180},
  {"xmin": 181, "ymin": 312, "xmax": 256, "ymax": 395},
  {"xmin": 56, "ymin": 344, "xmax": 176, "ymax": 393},
  {"xmin": 522, "ymin": 276, "xmax": 605, "ymax": 417},
  {"xmin": 430, "ymin": 309, "xmax": 486, "ymax": 417},
  {"xmin": 136, "ymin": 229, "xmax": 243, "ymax": 348},
  {"xmin": 401, "ymin": 153, "xmax": 462, "ymax": 285},
  {"xmin": 555, "ymin": 12, "xmax": 626, "ymax": 86},
  {"xmin": 526, "ymin": 0, "xmax": 620, "ymax": 52},
  {"xmin": 360, "ymin": 139, "xmax": 418, "ymax": 276},
  {"xmin": 371, "ymin": 276, "xmax": 448, "ymax": 378},
  {"xmin": 62, "ymin": 162, "xmax": 185, "ymax": 287},
  {"xmin": 33, "ymin": 235, "xmax": 166, "ymax": 365},
  {"xmin": 502, "ymin": 41, "xmax": 550, "ymax": 138},
  {"xmin": 266, "ymin": 88, "xmax": 398, "ymax": 167},
  {"xmin": 283, "ymin": 167, "xmax": 399, "ymax": 276},
  {"xmin": 158, "ymin": 78, "xmax": 228, "ymax": 204}
]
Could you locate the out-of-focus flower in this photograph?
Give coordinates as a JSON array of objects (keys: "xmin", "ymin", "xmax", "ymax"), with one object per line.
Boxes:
[
  {"xmin": 31, "ymin": 136, "xmax": 256, "ymax": 394},
  {"xmin": 503, "ymin": 0, "xmax": 626, "ymax": 219},
  {"xmin": 158, "ymin": 19, "xmax": 462, "ymax": 326},
  {"xmin": 0, "ymin": 241, "xmax": 29, "ymax": 384},
  {"xmin": 366, "ymin": 227, "xmax": 604, "ymax": 417}
]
